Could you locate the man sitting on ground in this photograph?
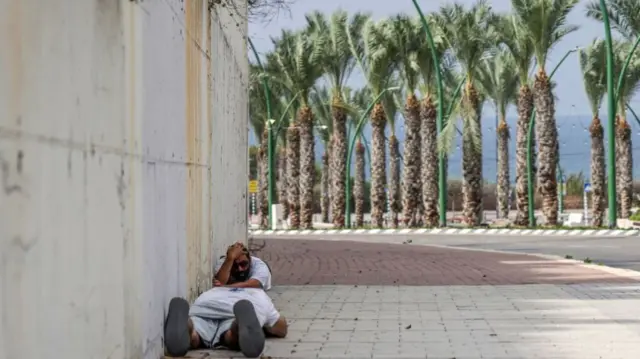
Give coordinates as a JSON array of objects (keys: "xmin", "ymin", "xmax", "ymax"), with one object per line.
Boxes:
[
  {"xmin": 164, "ymin": 287, "xmax": 287, "ymax": 358},
  {"xmin": 214, "ymin": 242, "xmax": 271, "ymax": 290}
]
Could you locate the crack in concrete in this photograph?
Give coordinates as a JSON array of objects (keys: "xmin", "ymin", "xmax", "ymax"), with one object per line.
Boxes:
[{"xmin": 0, "ymin": 154, "xmax": 23, "ymax": 195}]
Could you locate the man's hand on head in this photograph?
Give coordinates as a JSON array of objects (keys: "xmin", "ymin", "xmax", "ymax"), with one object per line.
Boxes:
[{"xmin": 226, "ymin": 242, "xmax": 245, "ymax": 260}]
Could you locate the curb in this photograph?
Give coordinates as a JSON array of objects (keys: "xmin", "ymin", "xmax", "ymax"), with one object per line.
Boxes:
[{"xmin": 249, "ymin": 228, "xmax": 640, "ymax": 237}]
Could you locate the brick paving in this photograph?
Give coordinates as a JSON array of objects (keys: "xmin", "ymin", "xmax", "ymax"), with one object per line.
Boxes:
[{"xmin": 250, "ymin": 237, "xmax": 636, "ymax": 286}]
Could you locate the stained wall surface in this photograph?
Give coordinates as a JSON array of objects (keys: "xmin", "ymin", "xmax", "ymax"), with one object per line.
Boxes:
[{"xmin": 0, "ymin": 1, "xmax": 248, "ymax": 358}]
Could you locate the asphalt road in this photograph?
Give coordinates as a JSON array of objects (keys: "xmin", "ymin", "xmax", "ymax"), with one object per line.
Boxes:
[{"xmin": 258, "ymin": 233, "xmax": 640, "ymax": 272}]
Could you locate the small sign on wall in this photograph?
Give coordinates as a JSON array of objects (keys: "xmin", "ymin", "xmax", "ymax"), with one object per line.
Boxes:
[{"xmin": 248, "ymin": 180, "xmax": 258, "ymax": 193}]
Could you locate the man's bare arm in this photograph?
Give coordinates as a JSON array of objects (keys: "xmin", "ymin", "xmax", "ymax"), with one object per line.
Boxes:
[
  {"xmin": 226, "ymin": 279, "xmax": 263, "ymax": 289},
  {"xmin": 264, "ymin": 316, "xmax": 288, "ymax": 338},
  {"xmin": 214, "ymin": 257, "xmax": 235, "ymax": 285}
]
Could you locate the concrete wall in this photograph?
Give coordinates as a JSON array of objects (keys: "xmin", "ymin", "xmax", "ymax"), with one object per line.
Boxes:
[{"xmin": 0, "ymin": 1, "xmax": 248, "ymax": 358}]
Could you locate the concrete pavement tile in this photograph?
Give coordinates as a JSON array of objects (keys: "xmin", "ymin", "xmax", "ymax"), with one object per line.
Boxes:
[
  {"xmin": 370, "ymin": 330, "xmax": 400, "ymax": 342},
  {"xmin": 308, "ymin": 319, "xmax": 334, "ymax": 330},
  {"xmin": 347, "ymin": 342, "xmax": 375, "ymax": 355},
  {"xmin": 301, "ymin": 330, "xmax": 330, "ymax": 342},
  {"xmin": 353, "ymin": 319, "xmax": 378, "ymax": 330},
  {"xmin": 399, "ymin": 330, "xmax": 428, "ymax": 342},
  {"xmin": 372, "ymin": 342, "xmax": 401, "ymax": 354},
  {"xmin": 331, "ymin": 319, "xmax": 357, "ymax": 330},
  {"xmin": 350, "ymin": 330, "xmax": 380, "ymax": 342},
  {"xmin": 317, "ymin": 342, "xmax": 350, "ymax": 358},
  {"xmin": 325, "ymin": 330, "xmax": 353, "ymax": 342}
]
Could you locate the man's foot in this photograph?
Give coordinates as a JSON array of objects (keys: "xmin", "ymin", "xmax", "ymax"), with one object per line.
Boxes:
[
  {"xmin": 164, "ymin": 297, "xmax": 191, "ymax": 357},
  {"xmin": 233, "ymin": 299, "xmax": 265, "ymax": 358}
]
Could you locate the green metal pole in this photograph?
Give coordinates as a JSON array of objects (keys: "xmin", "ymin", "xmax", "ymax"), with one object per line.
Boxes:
[
  {"xmin": 412, "ymin": 0, "xmax": 447, "ymax": 227},
  {"xmin": 614, "ymin": 36, "xmax": 640, "ymax": 105},
  {"xmin": 558, "ymin": 164, "xmax": 564, "ymax": 213},
  {"xmin": 248, "ymin": 37, "xmax": 274, "ymax": 229},
  {"xmin": 600, "ymin": 0, "xmax": 617, "ymax": 228},
  {"xmin": 526, "ymin": 48, "xmax": 577, "ymax": 226},
  {"xmin": 273, "ymin": 91, "xmax": 302, "ymax": 138},
  {"xmin": 345, "ymin": 88, "xmax": 397, "ymax": 227}
]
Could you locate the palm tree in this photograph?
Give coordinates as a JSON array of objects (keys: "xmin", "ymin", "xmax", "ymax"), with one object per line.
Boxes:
[
  {"xmin": 269, "ymin": 30, "xmax": 324, "ymax": 229},
  {"xmin": 436, "ymin": 0, "xmax": 496, "ymax": 226},
  {"xmin": 310, "ymin": 86, "xmax": 333, "ymax": 223},
  {"xmin": 586, "ymin": 0, "xmax": 640, "ymax": 41},
  {"xmin": 349, "ymin": 19, "xmax": 397, "ymax": 228},
  {"xmin": 415, "ymin": 15, "xmax": 447, "ymax": 227},
  {"xmin": 587, "ymin": 4, "xmax": 640, "ymax": 219},
  {"xmin": 499, "ymin": 13, "xmax": 536, "ymax": 226},
  {"xmin": 578, "ymin": 40, "xmax": 607, "ymax": 227},
  {"xmin": 306, "ymin": 10, "xmax": 369, "ymax": 228},
  {"xmin": 355, "ymin": 140, "xmax": 366, "ymax": 227},
  {"xmin": 345, "ymin": 87, "xmax": 372, "ymax": 227},
  {"xmin": 512, "ymin": 0, "xmax": 579, "ymax": 226},
  {"xmin": 612, "ymin": 41, "xmax": 640, "ymax": 218},
  {"xmin": 385, "ymin": 15, "xmax": 423, "ymax": 227},
  {"xmin": 249, "ymin": 65, "xmax": 269, "ymax": 228},
  {"xmin": 476, "ymin": 48, "xmax": 519, "ymax": 219}
]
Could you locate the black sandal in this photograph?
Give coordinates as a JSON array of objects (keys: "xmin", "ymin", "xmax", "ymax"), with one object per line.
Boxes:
[
  {"xmin": 164, "ymin": 297, "xmax": 191, "ymax": 357},
  {"xmin": 233, "ymin": 299, "xmax": 266, "ymax": 358}
]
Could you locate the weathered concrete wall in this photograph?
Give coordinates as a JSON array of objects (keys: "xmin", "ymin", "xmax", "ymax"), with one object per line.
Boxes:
[{"xmin": 0, "ymin": 1, "xmax": 248, "ymax": 358}]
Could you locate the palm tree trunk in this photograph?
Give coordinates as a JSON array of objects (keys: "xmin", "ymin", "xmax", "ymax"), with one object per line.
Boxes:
[
  {"xmin": 371, "ymin": 103, "xmax": 387, "ymax": 228},
  {"xmin": 258, "ymin": 129, "xmax": 269, "ymax": 229},
  {"xmin": 590, "ymin": 116, "xmax": 606, "ymax": 227},
  {"xmin": 389, "ymin": 135, "xmax": 401, "ymax": 228},
  {"xmin": 277, "ymin": 147, "xmax": 289, "ymax": 221},
  {"xmin": 321, "ymin": 152, "xmax": 330, "ymax": 223},
  {"xmin": 401, "ymin": 94, "xmax": 421, "ymax": 227},
  {"xmin": 326, "ymin": 137, "xmax": 333, "ymax": 223},
  {"xmin": 421, "ymin": 96, "xmax": 439, "ymax": 227},
  {"xmin": 298, "ymin": 106, "xmax": 315, "ymax": 229},
  {"xmin": 616, "ymin": 116, "xmax": 633, "ymax": 219},
  {"xmin": 497, "ymin": 119, "xmax": 510, "ymax": 219},
  {"xmin": 286, "ymin": 127, "xmax": 301, "ymax": 229},
  {"xmin": 462, "ymin": 83, "xmax": 483, "ymax": 226},
  {"xmin": 355, "ymin": 140, "xmax": 366, "ymax": 227},
  {"xmin": 514, "ymin": 85, "xmax": 534, "ymax": 226},
  {"xmin": 331, "ymin": 98, "xmax": 347, "ymax": 228},
  {"xmin": 533, "ymin": 68, "xmax": 558, "ymax": 226}
]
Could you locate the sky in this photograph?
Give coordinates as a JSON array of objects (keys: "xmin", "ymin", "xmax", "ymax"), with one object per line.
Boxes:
[{"xmin": 248, "ymin": 0, "xmax": 640, "ymax": 118}]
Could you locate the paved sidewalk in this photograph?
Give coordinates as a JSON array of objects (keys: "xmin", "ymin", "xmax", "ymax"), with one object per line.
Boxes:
[{"xmin": 176, "ymin": 238, "xmax": 640, "ymax": 359}]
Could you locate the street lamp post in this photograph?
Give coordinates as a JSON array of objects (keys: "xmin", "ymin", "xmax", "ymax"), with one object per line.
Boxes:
[
  {"xmin": 345, "ymin": 87, "xmax": 399, "ymax": 228},
  {"xmin": 412, "ymin": 0, "xmax": 447, "ymax": 227},
  {"xmin": 526, "ymin": 48, "xmax": 578, "ymax": 226},
  {"xmin": 248, "ymin": 38, "xmax": 275, "ymax": 229}
]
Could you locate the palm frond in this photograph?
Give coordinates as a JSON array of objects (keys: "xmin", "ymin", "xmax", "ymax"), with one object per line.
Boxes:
[
  {"xmin": 384, "ymin": 14, "xmax": 422, "ymax": 93},
  {"xmin": 268, "ymin": 29, "xmax": 325, "ymax": 105},
  {"xmin": 498, "ymin": 13, "xmax": 535, "ymax": 84},
  {"xmin": 586, "ymin": 0, "xmax": 640, "ymax": 41},
  {"xmin": 578, "ymin": 39, "xmax": 607, "ymax": 116},
  {"xmin": 614, "ymin": 40, "xmax": 640, "ymax": 107},
  {"xmin": 434, "ymin": 0, "xmax": 497, "ymax": 81},
  {"xmin": 511, "ymin": 0, "xmax": 580, "ymax": 68},
  {"xmin": 305, "ymin": 10, "xmax": 370, "ymax": 96},
  {"xmin": 475, "ymin": 47, "xmax": 519, "ymax": 118},
  {"xmin": 309, "ymin": 86, "xmax": 333, "ymax": 143}
]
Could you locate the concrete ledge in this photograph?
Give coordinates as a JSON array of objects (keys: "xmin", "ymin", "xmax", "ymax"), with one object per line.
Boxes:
[{"xmin": 250, "ymin": 228, "xmax": 640, "ymax": 237}]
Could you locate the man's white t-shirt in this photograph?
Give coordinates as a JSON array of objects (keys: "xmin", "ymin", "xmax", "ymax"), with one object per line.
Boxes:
[
  {"xmin": 190, "ymin": 287, "xmax": 280, "ymax": 328},
  {"xmin": 214, "ymin": 255, "xmax": 272, "ymax": 291}
]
